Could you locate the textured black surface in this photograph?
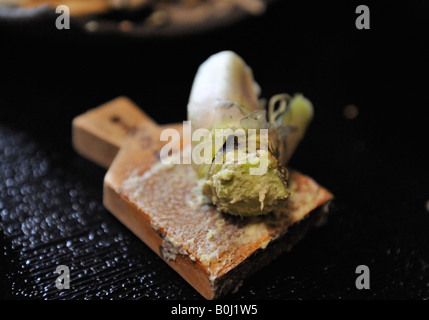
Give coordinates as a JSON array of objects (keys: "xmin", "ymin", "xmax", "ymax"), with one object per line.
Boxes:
[{"xmin": 1, "ymin": 1, "xmax": 429, "ymax": 300}]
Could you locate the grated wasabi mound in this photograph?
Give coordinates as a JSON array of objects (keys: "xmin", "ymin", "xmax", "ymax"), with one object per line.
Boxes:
[{"xmin": 187, "ymin": 51, "xmax": 313, "ymax": 217}]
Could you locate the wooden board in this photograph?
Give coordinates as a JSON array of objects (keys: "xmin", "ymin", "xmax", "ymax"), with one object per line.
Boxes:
[{"xmin": 72, "ymin": 96, "xmax": 333, "ymax": 299}]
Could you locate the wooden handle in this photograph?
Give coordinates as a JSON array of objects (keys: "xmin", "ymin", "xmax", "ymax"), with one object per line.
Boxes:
[
  {"xmin": 73, "ymin": 96, "xmax": 186, "ymax": 169},
  {"xmin": 72, "ymin": 96, "xmax": 159, "ymax": 168}
]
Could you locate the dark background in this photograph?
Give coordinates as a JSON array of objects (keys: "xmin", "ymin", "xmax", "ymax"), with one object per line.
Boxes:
[{"xmin": 0, "ymin": 1, "xmax": 428, "ymax": 301}]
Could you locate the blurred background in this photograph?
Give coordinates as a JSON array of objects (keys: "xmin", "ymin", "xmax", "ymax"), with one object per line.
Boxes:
[{"xmin": 0, "ymin": 0, "xmax": 428, "ymax": 300}]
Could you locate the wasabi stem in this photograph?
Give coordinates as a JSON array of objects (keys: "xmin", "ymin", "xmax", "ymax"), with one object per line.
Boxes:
[
  {"xmin": 279, "ymin": 94, "xmax": 314, "ymax": 164},
  {"xmin": 187, "ymin": 51, "xmax": 313, "ymax": 217}
]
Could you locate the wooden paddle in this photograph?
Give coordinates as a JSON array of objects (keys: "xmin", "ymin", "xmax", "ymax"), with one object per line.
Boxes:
[{"xmin": 72, "ymin": 96, "xmax": 333, "ymax": 299}]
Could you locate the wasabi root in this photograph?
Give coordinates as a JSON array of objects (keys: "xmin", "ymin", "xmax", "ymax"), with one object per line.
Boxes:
[{"xmin": 187, "ymin": 51, "xmax": 313, "ymax": 217}]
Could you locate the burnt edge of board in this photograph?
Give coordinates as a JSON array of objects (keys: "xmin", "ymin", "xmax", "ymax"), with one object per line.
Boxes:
[{"xmin": 211, "ymin": 200, "xmax": 333, "ymax": 299}]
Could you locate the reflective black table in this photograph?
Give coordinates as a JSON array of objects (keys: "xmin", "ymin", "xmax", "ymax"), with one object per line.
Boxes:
[{"xmin": 1, "ymin": 1, "xmax": 428, "ymax": 300}]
